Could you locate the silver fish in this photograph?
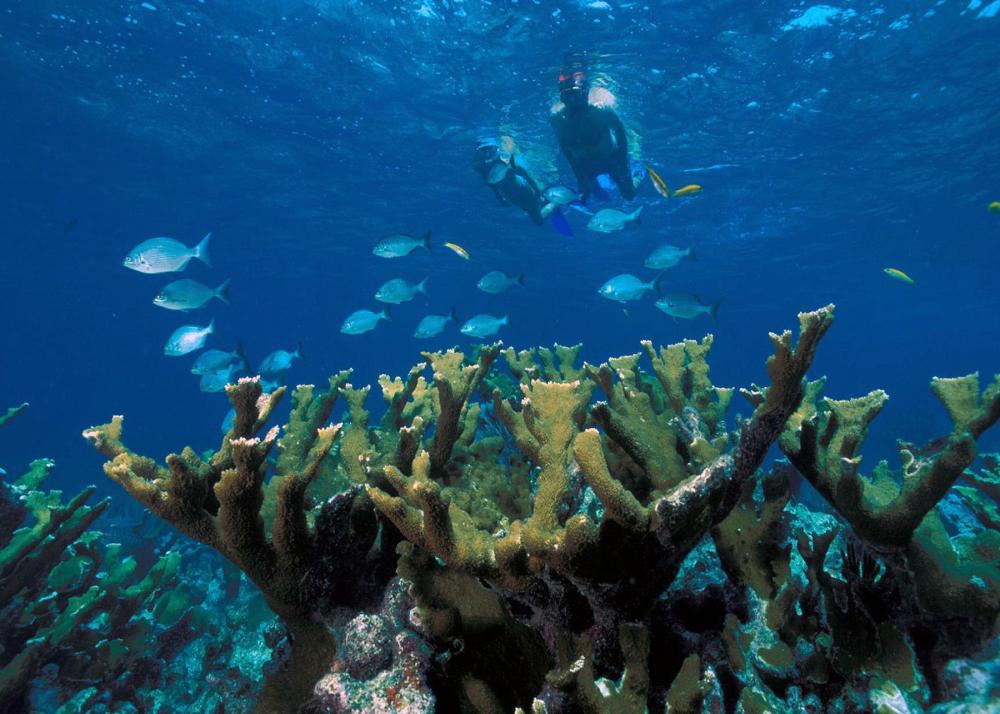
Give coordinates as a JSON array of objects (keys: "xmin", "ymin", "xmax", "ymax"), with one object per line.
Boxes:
[
  {"xmin": 655, "ymin": 293, "xmax": 721, "ymax": 321},
  {"xmin": 221, "ymin": 407, "xmax": 236, "ymax": 434},
  {"xmin": 191, "ymin": 346, "xmax": 245, "ymax": 375},
  {"xmin": 598, "ymin": 274, "xmax": 659, "ymax": 302},
  {"xmin": 200, "ymin": 363, "xmax": 241, "ymax": 393},
  {"xmin": 164, "ymin": 319, "xmax": 214, "ymax": 356},
  {"xmin": 586, "ymin": 207, "xmax": 642, "ymax": 233},
  {"xmin": 124, "ymin": 233, "xmax": 212, "ymax": 274},
  {"xmin": 375, "ymin": 277, "xmax": 428, "ymax": 304},
  {"xmin": 542, "ymin": 186, "xmax": 579, "ymax": 206},
  {"xmin": 260, "ymin": 377, "xmax": 283, "ymax": 392},
  {"xmin": 414, "ymin": 308, "xmax": 458, "ymax": 339},
  {"xmin": 477, "ymin": 271, "xmax": 524, "ymax": 294},
  {"xmin": 644, "ymin": 244, "xmax": 696, "ymax": 270},
  {"xmin": 460, "ymin": 313, "xmax": 508, "ymax": 338},
  {"xmin": 341, "ymin": 308, "xmax": 390, "ymax": 335},
  {"xmin": 373, "ymin": 231, "xmax": 431, "ymax": 258},
  {"xmin": 413, "ymin": 308, "xmax": 458, "ymax": 340},
  {"xmin": 153, "ymin": 278, "xmax": 231, "ymax": 311},
  {"xmin": 258, "ymin": 346, "xmax": 302, "ymax": 375}
]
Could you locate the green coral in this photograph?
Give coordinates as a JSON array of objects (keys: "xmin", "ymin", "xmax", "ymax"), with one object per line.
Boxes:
[
  {"xmin": 780, "ymin": 373, "xmax": 1000, "ymax": 548},
  {"xmin": 83, "ymin": 378, "xmax": 354, "ymax": 712},
  {"xmin": 365, "ymin": 306, "xmax": 834, "ymax": 705},
  {"xmin": 82, "ymin": 307, "xmax": 879, "ymax": 711},
  {"xmin": 2, "ymin": 403, "xmax": 198, "ymax": 712},
  {"xmin": 777, "ymin": 371, "xmax": 1000, "ymax": 630}
]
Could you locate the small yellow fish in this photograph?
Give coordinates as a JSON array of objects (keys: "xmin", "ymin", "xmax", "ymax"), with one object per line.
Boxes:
[
  {"xmin": 673, "ymin": 184, "xmax": 703, "ymax": 197},
  {"xmin": 989, "ymin": 201, "xmax": 1000, "ymax": 214},
  {"xmin": 443, "ymin": 242, "xmax": 470, "ymax": 260},
  {"xmin": 645, "ymin": 166, "xmax": 670, "ymax": 199},
  {"xmin": 884, "ymin": 268, "xmax": 915, "ymax": 285}
]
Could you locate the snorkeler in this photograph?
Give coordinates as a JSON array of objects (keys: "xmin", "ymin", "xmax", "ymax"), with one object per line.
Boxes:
[
  {"xmin": 549, "ymin": 68, "xmax": 636, "ymax": 202},
  {"xmin": 472, "ymin": 138, "xmax": 557, "ymax": 225}
]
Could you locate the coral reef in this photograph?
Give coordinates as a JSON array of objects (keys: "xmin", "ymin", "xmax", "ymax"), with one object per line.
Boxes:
[
  {"xmin": 80, "ymin": 306, "xmax": 1000, "ymax": 713},
  {"xmin": 0, "ymin": 404, "xmax": 210, "ymax": 713},
  {"xmin": 83, "ymin": 374, "xmax": 400, "ymax": 711}
]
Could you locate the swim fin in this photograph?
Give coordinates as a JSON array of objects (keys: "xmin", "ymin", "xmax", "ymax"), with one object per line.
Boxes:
[
  {"xmin": 551, "ymin": 209, "xmax": 573, "ymax": 237},
  {"xmin": 592, "ymin": 177, "xmax": 613, "ymax": 201}
]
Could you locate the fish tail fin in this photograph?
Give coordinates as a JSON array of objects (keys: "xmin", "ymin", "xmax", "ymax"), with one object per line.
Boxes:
[
  {"xmin": 651, "ymin": 273, "xmax": 664, "ymax": 296},
  {"xmin": 710, "ymin": 299, "xmax": 722, "ymax": 323},
  {"xmin": 502, "ymin": 314, "xmax": 510, "ymax": 326},
  {"xmin": 381, "ymin": 306, "xmax": 393, "ymax": 322},
  {"xmin": 449, "ymin": 306, "xmax": 459, "ymax": 323},
  {"xmin": 688, "ymin": 247, "xmax": 697, "ymax": 262},
  {"xmin": 195, "ymin": 232, "xmax": 212, "ymax": 267},
  {"xmin": 207, "ymin": 318, "xmax": 215, "ymax": 334},
  {"xmin": 515, "ymin": 273, "xmax": 524, "ymax": 286},
  {"xmin": 296, "ymin": 341, "xmax": 305, "ymax": 361},
  {"xmin": 631, "ymin": 206, "xmax": 643, "ymax": 224},
  {"xmin": 215, "ymin": 278, "xmax": 232, "ymax": 304},
  {"xmin": 418, "ymin": 277, "xmax": 429, "ymax": 295},
  {"xmin": 421, "ymin": 230, "xmax": 432, "ymax": 251},
  {"xmin": 235, "ymin": 341, "xmax": 249, "ymax": 371}
]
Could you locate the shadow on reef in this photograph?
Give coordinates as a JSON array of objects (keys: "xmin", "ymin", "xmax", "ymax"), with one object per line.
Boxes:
[{"xmin": 66, "ymin": 304, "xmax": 1000, "ymax": 713}]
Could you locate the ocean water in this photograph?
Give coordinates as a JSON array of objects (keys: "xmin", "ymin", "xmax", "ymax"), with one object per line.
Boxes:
[
  {"xmin": 2, "ymin": 1, "xmax": 999, "ymax": 483},
  {"xmin": 1, "ymin": 0, "xmax": 999, "ymax": 710}
]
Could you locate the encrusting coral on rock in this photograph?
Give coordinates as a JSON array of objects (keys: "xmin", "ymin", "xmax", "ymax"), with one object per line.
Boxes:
[{"xmin": 80, "ymin": 305, "xmax": 1000, "ymax": 713}]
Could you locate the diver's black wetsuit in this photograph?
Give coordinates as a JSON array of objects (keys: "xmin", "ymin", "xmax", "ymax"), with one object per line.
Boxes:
[
  {"xmin": 550, "ymin": 71, "xmax": 635, "ymax": 202},
  {"xmin": 550, "ymin": 103, "xmax": 634, "ymax": 202},
  {"xmin": 474, "ymin": 147, "xmax": 549, "ymax": 225}
]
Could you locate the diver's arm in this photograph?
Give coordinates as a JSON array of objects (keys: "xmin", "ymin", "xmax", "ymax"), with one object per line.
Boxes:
[
  {"xmin": 607, "ymin": 110, "xmax": 631, "ymax": 174},
  {"xmin": 607, "ymin": 110, "xmax": 629, "ymax": 155},
  {"xmin": 605, "ymin": 109, "xmax": 636, "ymax": 199},
  {"xmin": 510, "ymin": 160, "xmax": 543, "ymax": 196}
]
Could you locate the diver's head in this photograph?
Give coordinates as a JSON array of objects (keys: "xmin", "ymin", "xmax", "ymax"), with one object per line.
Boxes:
[
  {"xmin": 559, "ymin": 70, "xmax": 590, "ymax": 112},
  {"xmin": 473, "ymin": 141, "xmax": 501, "ymax": 176}
]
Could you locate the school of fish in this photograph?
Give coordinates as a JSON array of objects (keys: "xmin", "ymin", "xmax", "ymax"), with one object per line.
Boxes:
[{"xmin": 117, "ymin": 138, "xmax": 942, "ymax": 440}]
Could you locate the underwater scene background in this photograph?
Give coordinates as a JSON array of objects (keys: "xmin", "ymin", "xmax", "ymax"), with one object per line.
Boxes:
[{"xmin": 1, "ymin": 1, "xmax": 999, "ymax": 712}]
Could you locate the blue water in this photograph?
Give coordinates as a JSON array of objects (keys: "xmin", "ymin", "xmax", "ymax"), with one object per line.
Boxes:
[{"xmin": 1, "ymin": 0, "xmax": 999, "ymax": 494}]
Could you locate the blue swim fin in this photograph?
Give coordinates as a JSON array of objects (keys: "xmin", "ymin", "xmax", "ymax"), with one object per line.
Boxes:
[
  {"xmin": 551, "ymin": 209, "xmax": 573, "ymax": 237},
  {"xmin": 593, "ymin": 175, "xmax": 614, "ymax": 200}
]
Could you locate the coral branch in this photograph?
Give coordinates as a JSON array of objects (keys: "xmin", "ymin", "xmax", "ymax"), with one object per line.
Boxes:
[{"xmin": 781, "ymin": 372, "xmax": 1000, "ymax": 547}]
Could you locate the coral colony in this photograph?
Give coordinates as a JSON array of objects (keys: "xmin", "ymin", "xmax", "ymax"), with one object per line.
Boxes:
[{"xmin": 3, "ymin": 305, "xmax": 999, "ymax": 712}]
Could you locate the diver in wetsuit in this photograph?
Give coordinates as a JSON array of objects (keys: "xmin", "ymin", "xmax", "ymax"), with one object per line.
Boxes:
[
  {"xmin": 549, "ymin": 70, "xmax": 636, "ymax": 202},
  {"xmin": 473, "ymin": 140, "xmax": 556, "ymax": 225}
]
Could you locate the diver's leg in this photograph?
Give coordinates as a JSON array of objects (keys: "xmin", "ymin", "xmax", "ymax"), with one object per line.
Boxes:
[{"xmin": 611, "ymin": 154, "xmax": 636, "ymax": 200}]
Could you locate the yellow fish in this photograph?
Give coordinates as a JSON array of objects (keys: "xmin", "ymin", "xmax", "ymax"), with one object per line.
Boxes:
[
  {"xmin": 443, "ymin": 242, "xmax": 470, "ymax": 260},
  {"xmin": 645, "ymin": 166, "xmax": 670, "ymax": 199},
  {"xmin": 989, "ymin": 201, "xmax": 1000, "ymax": 214},
  {"xmin": 673, "ymin": 184, "xmax": 703, "ymax": 197},
  {"xmin": 884, "ymin": 268, "xmax": 914, "ymax": 285}
]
